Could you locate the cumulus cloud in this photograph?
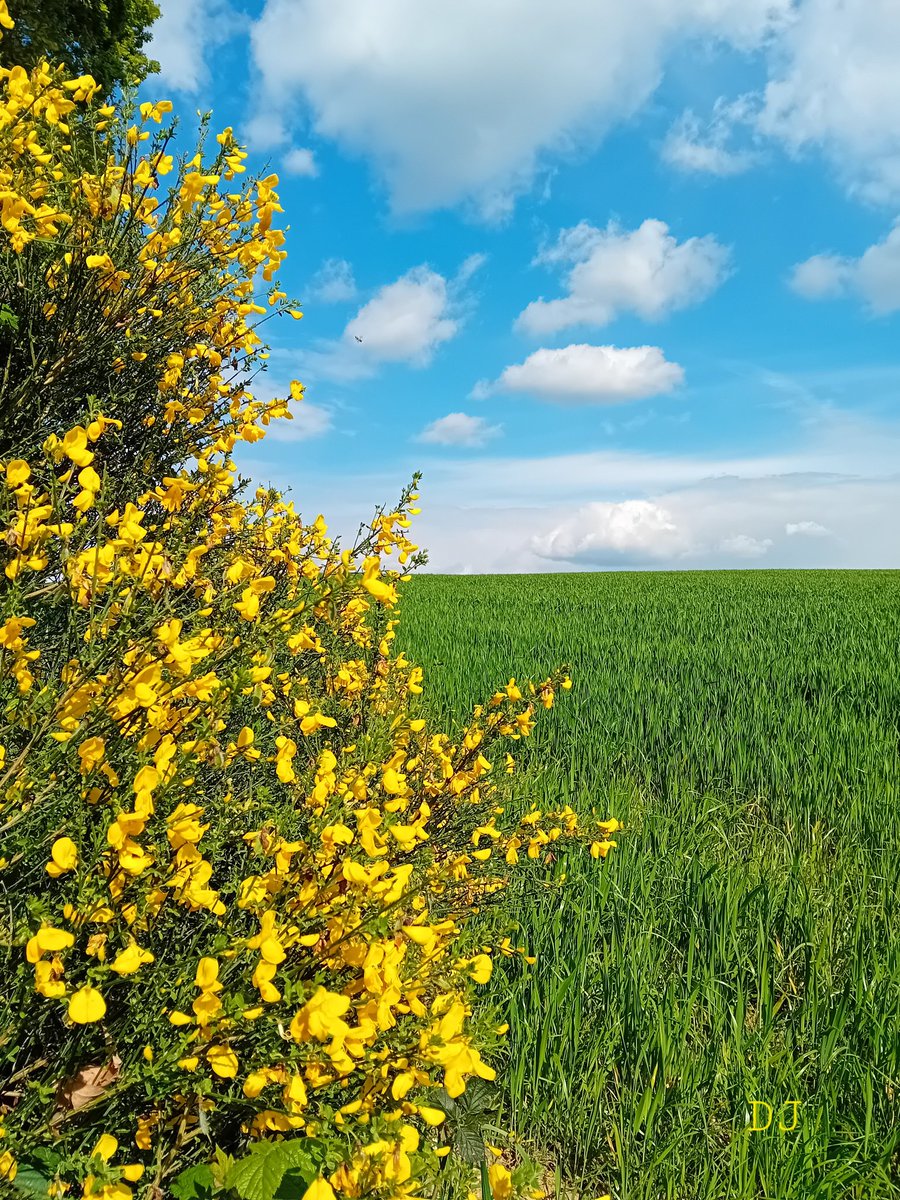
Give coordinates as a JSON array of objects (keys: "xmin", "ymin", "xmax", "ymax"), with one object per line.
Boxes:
[
  {"xmin": 249, "ymin": 0, "xmax": 790, "ymax": 218},
  {"xmin": 788, "ymin": 254, "xmax": 851, "ymax": 301},
  {"xmin": 789, "ymin": 223, "xmax": 900, "ymax": 314},
  {"xmin": 283, "ymin": 147, "xmax": 319, "ymax": 177},
  {"xmin": 416, "ymin": 413, "xmax": 502, "ymax": 447},
  {"xmin": 531, "ymin": 499, "xmax": 692, "ymax": 564},
  {"xmin": 242, "ymin": 110, "xmax": 289, "ymax": 151},
  {"xmin": 298, "ymin": 263, "xmax": 473, "ymax": 383},
  {"xmin": 515, "ymin": 219, "xmax": 731, "ymax": 335},
  {"xmin": 662, "ymin": 95, "xmax": 763, "ymax": 176},
  {"xmin": 756, "ymin": 0, "xmax": 900, "ymax": 204},
  {"xmin": 148, "ymin": 0, "xmax": 242, "ymax": 93},
  {"xmin": 472, "ymin": 344, "xmax": 684, "ymax": 404},
  {"xmin": 307, "ymin": 259, "xmax": 358, "ymax": 304},
  {"xmin": 528, "ymin": 473, "xmax": 893, "ymax": 570},
  {"xmin": 345, "ymin": 266, "xmax": 458, "ymax": 364}
]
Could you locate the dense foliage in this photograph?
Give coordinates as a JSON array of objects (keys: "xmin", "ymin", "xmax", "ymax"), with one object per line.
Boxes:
[{"xmin": 0, "ymin": 0, "xmax": 160, "ymax": 95}]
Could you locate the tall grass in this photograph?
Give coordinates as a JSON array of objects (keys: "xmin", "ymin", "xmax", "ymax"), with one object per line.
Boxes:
[{"xmin": 398, "ymin": 570, "xmax": 900, "ymax": 1199}]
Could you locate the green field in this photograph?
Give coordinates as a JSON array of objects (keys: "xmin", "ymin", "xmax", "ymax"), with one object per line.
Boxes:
[{"xmin": 398, "ymin": 570, "xmax": 900, "ymax": 1200}]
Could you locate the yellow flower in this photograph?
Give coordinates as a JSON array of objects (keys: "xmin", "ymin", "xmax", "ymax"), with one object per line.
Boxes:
[
  {"xmin": 46, "ymin": 836, "xmax": 78, "ymax": 876},
  {"xmin": 68, "ymin": 986, "xmax": 106, "ymax": 1024},
  {"xmin": 26, "ymin": 925, "xmax": 74, "ymax": 961},
  {"xmin": 207, "ymin": 1045, "xmax": 239, "ymax": 1078},
  {"xmin": 135, "ymin": 1116, "xmax": 156, "ymax": 1150},
  {"xmin": 34, "ymin": 959, "xmax": 66, "ymax": 997},
  {"xmin": 110, "ymin": 943, "xmax": 155, "ymax": 975},
  {"xmin": 61, "ymin": 426, "xmax": 94, "ymax": 467},
  {"xmin": 590, "ymin": 840, "xmax": 616, "ymax": 859},
  {"xmin": 77, "ymin": 736, "xmax": 106, "ymax": 773},
  {"xmin": 289, "ymin": 987, "xmax": 351, "ymax": 1043},
  {"xmin": 78, "ymin": 465, "xmax": 102, "ymax": 492},
  {"xmin": 301, "ymin": 1179, "xmax": 336, "ymax": 1200},
  {"xmin": 381, "ymin": 767, "xmax": 406, "ymax": 795},
  {"xmin": 194, "ymin": 957, "xmax": 221, "ymax": 991},
  {"xmin": 5, "ymin": 459, "xmax": 30, "ymax": 488},
  {"xmin": 489, "ymin": 1162, "xmax": 514, "ymax": 1200},
  {"xmin": 86, "ymin": 253, "xmax": 115, "ymax": 272},
  {"xmin": 92, "ymin": 1134, "xmax": 118, "ymax": 1162},
  {"xmin": 416, "ymin": 1105, "xmax": 446, "ymax": 1126},
  {"xmin": 0, "ymin": 1150, "xmax": 16, "ymax": 1182},
  {"xmin": 468, "ymin": 954, "xmax": 493, "ymax": 985}
]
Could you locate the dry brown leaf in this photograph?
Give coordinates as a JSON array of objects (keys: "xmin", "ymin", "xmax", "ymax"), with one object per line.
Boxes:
[{"xmin": 54, "ymin": 1055, "xmax": 121, "ymax": 1113}]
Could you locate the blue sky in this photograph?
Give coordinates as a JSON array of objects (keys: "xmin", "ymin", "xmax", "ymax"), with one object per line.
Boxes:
[{"xmin": 145, "ymin": 0, "xmax": 900, "ymax": 572}]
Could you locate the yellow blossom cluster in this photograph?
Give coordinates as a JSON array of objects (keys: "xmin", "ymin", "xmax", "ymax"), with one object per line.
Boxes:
[
  {"xmin": 0, "ymin": 419, "xmax": 621, "ymax": 1198},
  {"xmin": 0, "ymin": 37, "xmax": 304, "ymax": 503}
]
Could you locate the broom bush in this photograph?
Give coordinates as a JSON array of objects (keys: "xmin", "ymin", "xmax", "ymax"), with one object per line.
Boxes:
[{"xmin": 0, "ymin": 7, "xmax": 620, "ymax": 1197}]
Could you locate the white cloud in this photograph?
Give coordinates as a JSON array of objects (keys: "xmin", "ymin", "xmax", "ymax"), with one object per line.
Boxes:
[
  {"xmin": 532, "ymin": 499, "xmax": 692, "ymax": 564},
  {"xmin": 308, "ymin": 259, "xmax": 358, "ymax": 304},
  {"xmin": 298, "ymin": 263, "xmax": 471, "ymax": 383},
  {"xmin": 345, "ymin": 266, "xmax": 458, "ymax": 365},
  {"xmin": 756, "ymin": 0, "xmax": 900, "ymax": 204},
  {"xmin": 786, "ymin": 520, "xmax": 830, "ymax": 536},
  {"xmin": 249, "ymin": 0, "xmax": 790, "ymax": 218},
  {"xmin": 243, "ymin": 110, "xmax": 288, "ymax": 151},
  {"xmin": 416, "ymin": 413, "xmax": 502, "ymax": 448},
  {"xmin": 787, "ymin": 254, "xmax": 851, "ymax": 301},
  {"xmin": 718, "ymin": 533, "xmax": 773, "ymax": 558},
  {"xmin": 662, "ymin": 95, "xmax": 763, "ymax": 176},
  {"xmin": 454, "ymin": 253, "xmax": 488, "ymax": 286},
  {"xmin": 148, "ymin": 0, "xmax": 241, "ymax": 93},
  {"xmin": 283, "ymin": 147, "xmax": 319, "ymax": 177},
  {"xmin": 789, "ymin": 223, "xmax": 900, "ymax": 314},
  {"xmin": 263, "ymin": 402, "xmax": 333, "ymax": 441},
  {"xmin": 473, "ymin": 344, "xmax": 684, "ymax": 404},
  {"xmin": 515, "ymin": 219, "xmax": 731, "ymax": 335},
  {"xmin": 528, "ymin": 473, "xmax": 893, "ymax": 570},
  {"xmin": 854, "ymin": 226, "xmax": 900, "ymax": 312}
]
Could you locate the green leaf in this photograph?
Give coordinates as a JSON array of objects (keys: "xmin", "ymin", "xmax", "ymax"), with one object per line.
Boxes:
[
  {"xmin": 11, "ymin": 1165, "xmax": 53, "ymax": 1197},
  {"xmin": 170, "ymin": 1163, "xmax": 217, "ymax": 1199},
  {"xmin": 273, "ymin": 1167, "xmax": 312, "ymax": 1199},
  {"xmin": 26, "ymin": 1150, "xmax": 61, "ymax": 1172},
  {"xmin": 459, "ymin": 1078, "xmax": 499, "ymax": 1116},
  {"xmin": 453, "ymin": 1119, "xmax": 486, "ymax": 1166},
  {"xmin": 422, "ymin": 1085, "xmax": 458, "ymax": 1120},
  {"xmin": 481, "ymin": 1160, "xmax": 493, "ymax": 1200},
  {"xmin": 225, "ymin": 1140, "xmax": 317, "ymax": 1200}
]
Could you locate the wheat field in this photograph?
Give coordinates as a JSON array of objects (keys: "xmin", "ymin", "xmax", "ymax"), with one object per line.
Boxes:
[{"xmin": 399, "ymin": 569, "xmax": 900, "ymax": 1200}]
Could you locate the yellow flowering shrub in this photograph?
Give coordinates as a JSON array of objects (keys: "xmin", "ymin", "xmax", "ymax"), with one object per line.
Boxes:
[
  {"xmin": 0, "ymin": 11, "xmax": 621, "ymax": 1199},
  {"xmin": 0, "ymin": 10, "xmax": 299, "ymax": 510}
]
